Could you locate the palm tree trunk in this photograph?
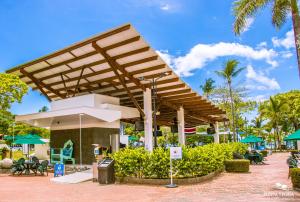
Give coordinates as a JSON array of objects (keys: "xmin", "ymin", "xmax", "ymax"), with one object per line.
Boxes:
[
  {"xmin": 228, "ymin": 81, "xmax": 236, "ymax": 142},
  {"xmin": 291, "ymin": 0, "xmax": 300, "ymax": 77}
]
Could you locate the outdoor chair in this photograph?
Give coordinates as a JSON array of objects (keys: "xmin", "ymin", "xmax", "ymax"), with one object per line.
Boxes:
[
  {"xmin": 51, "ymin": 140, "xmax": 75, "ymax": 165},
  {"xmin": 11, "ymin": 158, "xmax": 26, "ymax": 175},
  {"xmin": 37, "ymin": 160, "xmax": 49, "ymax": 176},
  {"xmin": 233, "ymin": 152, "xmax": 244, "ymax": 159},
  {"xmin": 31, "ymin": 156, "xmax": 40, "ymax": 175}
]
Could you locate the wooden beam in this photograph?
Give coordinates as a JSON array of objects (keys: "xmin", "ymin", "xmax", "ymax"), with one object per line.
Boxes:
[
  {"xmin": 92, "ymin": 42, "xmax": 145, "ymax": 117},
  {"xmin": 20, "ymin": 68, "xmax": 65, "ymax": 99},
  {"xmin": 60, "ymin": 73, "xmax": 69, "ymax": 97},
  {"xmin": 7, "ymin": 24, "xmax": 132, "ymax": 73},
  {"xmin": 73, "ymin": 67, "xmax": 85, "ymax": 97}
]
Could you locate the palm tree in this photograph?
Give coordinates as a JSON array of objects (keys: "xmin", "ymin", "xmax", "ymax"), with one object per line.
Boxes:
[
  {"xmin": 251, "ymin": 117, "xmax": 264, "ymax": 137},
  {"xmin": 200, "ymin": 78, "xmax": 216, "ymax": 100},
  {"xmin": 233, "ymin": 0, "xmax": 300, "ymax": 77},
  {"xmin": 215, "ymin": 59, "xmax": 245, "ymax": 142},
  {"xmin": 260, "ymin": 97, "xmax": 288, "ymax": 149}
]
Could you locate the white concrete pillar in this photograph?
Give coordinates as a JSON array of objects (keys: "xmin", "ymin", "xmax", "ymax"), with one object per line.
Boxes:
[
  {"xmin": 111, "ymin": 134, "xmax": 120, "ymax": 152},
  {"xmin": 214, "ymin": 122, "xmax": 220, "ymax": 144},
  {"xmin": 143, "ymin": 88, "xmax": 153, "ymax": 151},
  {"xmin": 177, "ymin": 106, "xmax": 185, "ymax": 145}
]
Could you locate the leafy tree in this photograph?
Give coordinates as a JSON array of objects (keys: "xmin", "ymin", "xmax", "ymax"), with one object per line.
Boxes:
[
  {"xmin": 251, "ymin": 116, "xmax": 264, "ymax": 137},
  {"xmin": 38, "ymin": 106, "xmax": 49, "ymax": 112},
  {"xmin": 233, "ymin": 0, "xmax": 300, "ymax": 76},
  {"xmin": 0, "ymin": 73, "xmax": 28, "ymax": 110},
  {"xmin": 274, "ymin": 90, "xmax": 300, "ymax": 131},
  {"xmin": 215, "ymin": 60, "xmax": 245, "ymax": 141},
  {"xmin": 259, "ymin": 96, "xmax": 289, "ymax": 149},
  {"xmin": 200, "ymin": 78, "xmax": 216, "ymax": 100}
]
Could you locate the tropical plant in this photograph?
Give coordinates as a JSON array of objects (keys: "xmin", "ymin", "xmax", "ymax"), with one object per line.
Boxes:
[
  {"xmin": 259, "ymin": 96, "xmax": 289, "ymax": 149},
  {"xmin": 113, "ymin": 143, "xmax": 247, "ymax": 179},
  {"xmin": 0, "ymin": 73, "xmax": 28, "ymax": 110},
  {"xmin": 215, "ymin": 60, "xmax": 245, "ymax": 141},
  {"xmin": 200, "ymin": 78, "xmax": 216, "ymax": 100},
  {"xmin": 38, "ymin": 106, "xmax": 49, "ymax": 112},
  {"xmin": 233, "ymin": 0, "xmax": 300, "ymax": 76},
  {"xmin": 251, "ymin": 116, "xmax": 264, "ymax": 137}
]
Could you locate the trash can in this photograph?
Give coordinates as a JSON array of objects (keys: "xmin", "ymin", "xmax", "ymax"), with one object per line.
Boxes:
[{"xmin": 98, "ymin": 159, "xmax": 115, "ymax": 184}]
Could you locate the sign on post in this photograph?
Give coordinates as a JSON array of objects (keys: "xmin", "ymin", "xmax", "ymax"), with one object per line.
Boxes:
[
  {"xmin": 170, "ymin": 147, "xmax": 182, "ymax": 160},
  {"xmin": 166, "ymin": 147, "xmax": 182, "ymax": 188},
  {"xmin": 54, "ymin": 163, "xmax": 65, "ymax": 177}
]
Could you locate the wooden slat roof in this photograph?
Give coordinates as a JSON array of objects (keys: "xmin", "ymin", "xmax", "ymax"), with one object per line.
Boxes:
[{"xmin": 6, "ymin": 23, "xmax": 227, "ymax": 126}]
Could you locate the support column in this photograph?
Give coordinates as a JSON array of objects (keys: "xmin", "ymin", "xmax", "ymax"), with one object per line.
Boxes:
[
  {"xmin": 144, "ymin": 88, "xmax": 153, "ymax": 151},
  {"xmin": 214, "ymin": 122, "xmax": 220, "ymax": 144},
  {"xmin": 111, "ymin": 134, "xmax": 120, "ymax": 152},
  {"xmin": 177, "ymin": 106, "xmax": 185, "ymax": 145}
]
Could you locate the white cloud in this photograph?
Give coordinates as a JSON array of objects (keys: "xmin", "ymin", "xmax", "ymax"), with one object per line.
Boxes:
[
  {"xmin": 157, "ymin": 42, "xmax": 278, "ymax": 76},
  {"xmin": 272, "ymin": 30, "xmax": 295, "ymax": 49},
  {"xmin": 281, "ymin": 51, "xmax": 293, "ymax": 58},
  {"xmin": 257, "ymin": 41, "xmax": 267, "ymax": 48},
  {"xmin": 246, "ymin": 65, "xmax": 280, "ymax": 90},
  {"xmin": 241, "ymin": 17, "xmax": 254, "ymax": 33},
  {"xmin": 246, "ymin": 95, "xmax": 268, "ymax": 102},
  {"xmin": 160, "ymin": 4, "xmax": 170, "ymax": 10}
]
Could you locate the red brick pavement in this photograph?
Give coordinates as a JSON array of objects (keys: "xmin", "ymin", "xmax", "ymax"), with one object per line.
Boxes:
[{"xmin": 0, "ymin": 152, "xmax": 299, "ymax": 202}]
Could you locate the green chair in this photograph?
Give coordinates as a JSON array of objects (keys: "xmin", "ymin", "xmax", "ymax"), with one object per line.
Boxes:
[
  {"xmin": 37, "ymin": 160, "xmax": 49, "ymax": 176},
  {"xmin": 11, "ymin": 158, "xmax": 26, "ymax": 175},
  {"xmin": 51, "ymin": 140, "xmax": 75, "ymax": 165}
]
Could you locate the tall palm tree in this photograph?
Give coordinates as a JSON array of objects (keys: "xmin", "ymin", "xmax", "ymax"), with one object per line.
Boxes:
[
  {"xmin": 233, "ymin": 0, "xmax": 300, "ymax": 77},
  {"xmin": 215, "ymin": 59, "xmax": 245, "ymax": 142},
  {"xmin": 260, "ymin": 97, "xmax": 288, "ymax": 149},
  {"xmin": 200, "ymin": 78, "xmax": 216, "ymax": 100},
  {"xmin": 251, "ymin": 116, "xmax": 264, "ymax": 137}
]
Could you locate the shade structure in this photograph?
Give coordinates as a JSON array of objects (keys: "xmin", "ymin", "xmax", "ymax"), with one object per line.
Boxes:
[
  {"xmin": 284, "ymin": 130, "xmax": 300, "ymax": 141},
  {"xmin": 6, "ymin": 24, "xmax": 227, "ymax": 127},
  {"xmin": 13, "ymin": 134, "xmax": 45, "ymax": 144},
  {"xmin": 14, "ymin": 138, "xmax": 45, "ymax": 144},
  {"xmin": 240, "ymin": 135, "xmax": 263, "ymax": 143}
]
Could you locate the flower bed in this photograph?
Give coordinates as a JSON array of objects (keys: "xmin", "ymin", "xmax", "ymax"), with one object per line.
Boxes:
[{"xmin": 113, "ymin": 142, "xmax": 247, "ymax": 179}]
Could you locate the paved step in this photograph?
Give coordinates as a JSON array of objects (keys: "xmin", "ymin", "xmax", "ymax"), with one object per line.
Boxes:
[{"xmin": 50, "ymin": 169, "xmax": 93, "ymax": 184}]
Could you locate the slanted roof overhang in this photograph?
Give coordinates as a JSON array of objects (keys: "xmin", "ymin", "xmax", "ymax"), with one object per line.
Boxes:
[{"xmin": 6, "ymin": 23, "xmax": 227, "ymax": 126}]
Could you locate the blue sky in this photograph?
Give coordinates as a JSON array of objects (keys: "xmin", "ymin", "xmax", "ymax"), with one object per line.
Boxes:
[{"xmin": 0, "ymin": 0, "xmax": 299, "ymax": 117}]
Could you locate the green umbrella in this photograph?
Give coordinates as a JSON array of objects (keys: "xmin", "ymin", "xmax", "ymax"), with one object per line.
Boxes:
[
  {"xmin": 13, "ymin": 138, "xmax": 45, "ymax": 144},
  {"xmin": 13, "ymin": 134, "xmax": 45, "ymax": 145},
  {"xmin": 241, "ymin": 135, "xmax": 263, "ymax": 143},
  {"xmin": 284, "ymin": 130, "xmax": 300, "ymax": 141}
]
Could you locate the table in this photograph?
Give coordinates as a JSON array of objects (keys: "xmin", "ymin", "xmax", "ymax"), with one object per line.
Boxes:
[{"xmin": 24, "ymin": 161, "xmax": 34, "ymax": 175}]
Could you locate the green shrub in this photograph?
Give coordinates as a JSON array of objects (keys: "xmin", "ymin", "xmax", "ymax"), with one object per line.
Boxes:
[
  {"xmin": 225, "ymin": 159, "xmax": 250, "ymax": 172},
  {"xmin": 260, "ymin": 150, "xmax": 268, "ymax": 157},
  {"xmin": 113, "ymin": 142, "xmax": 248, "ymax": 179},
  {"xmin": 290, "ymin": 168, "xmax": 300, "ymax": 188}
]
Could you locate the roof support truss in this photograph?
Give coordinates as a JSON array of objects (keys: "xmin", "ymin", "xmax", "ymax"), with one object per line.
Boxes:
[{"xmin": 92, "ymin": 42, "xmax": 145, "ymax": 117}]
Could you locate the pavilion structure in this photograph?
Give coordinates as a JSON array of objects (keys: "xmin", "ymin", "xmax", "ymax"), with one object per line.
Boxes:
[{"xmin": 7, "ymin": 24, "xmax": 227, "ymax": 155}]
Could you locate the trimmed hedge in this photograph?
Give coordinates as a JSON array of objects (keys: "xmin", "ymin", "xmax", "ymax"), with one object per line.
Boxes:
[
  {"xmin": 260, "ymin": 150, "xmax": 268, "ymax": 157},
  {"xmin": 224, "ymin": 159, "xmax": 250, "ymax": 172},
  {"xmin": 113, "ymin": 142, "xmax": 247, "ymax": 179},
  {"xmin": 290, "ymin": 168, "xmax": 300, "ymax": 189}
]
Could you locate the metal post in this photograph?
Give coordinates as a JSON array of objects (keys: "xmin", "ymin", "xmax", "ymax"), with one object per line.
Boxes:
[
  {"xmin": 79, "ymin": 114, "xmax": 83, "ymax": 168},
  {"xmin": 12, "ymin": 122, "xmax": 15, "ymax": 160}
]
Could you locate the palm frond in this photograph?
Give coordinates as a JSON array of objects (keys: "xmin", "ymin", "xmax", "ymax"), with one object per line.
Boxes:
[
  {"xmin": 233, "ymin": 0, "xmax": 271, "ymax": 35},
  {"xmin": 272, "ymin": 0, "xmax": 290, "ymax": 29},
  {"xmin": 232, "ymin": 66, "xmax": 246, "ymax": 77}
]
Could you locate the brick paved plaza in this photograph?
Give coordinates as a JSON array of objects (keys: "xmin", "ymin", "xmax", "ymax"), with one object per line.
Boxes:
[{"xmin": 0, "ymin": 152, "xmax": 299, "ymax": 202}]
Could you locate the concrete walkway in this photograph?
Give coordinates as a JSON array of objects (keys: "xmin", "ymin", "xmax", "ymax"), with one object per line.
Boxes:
[{"xmin": 0, "ymin": 152, "xmax": 299, "ymax": 202}]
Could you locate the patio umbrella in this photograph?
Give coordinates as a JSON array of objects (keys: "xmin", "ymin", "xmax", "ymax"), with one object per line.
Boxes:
[
  {"xmin": 240, "ymin": 135, "xmax": 263, "ymax": 143},
  {"xmin": 13, "ymin": 138, "xmax": 45, "ymax": 145},
  {"xmin": 284, "ymin": 130, "xmax": 300, "ymax": 141}
]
